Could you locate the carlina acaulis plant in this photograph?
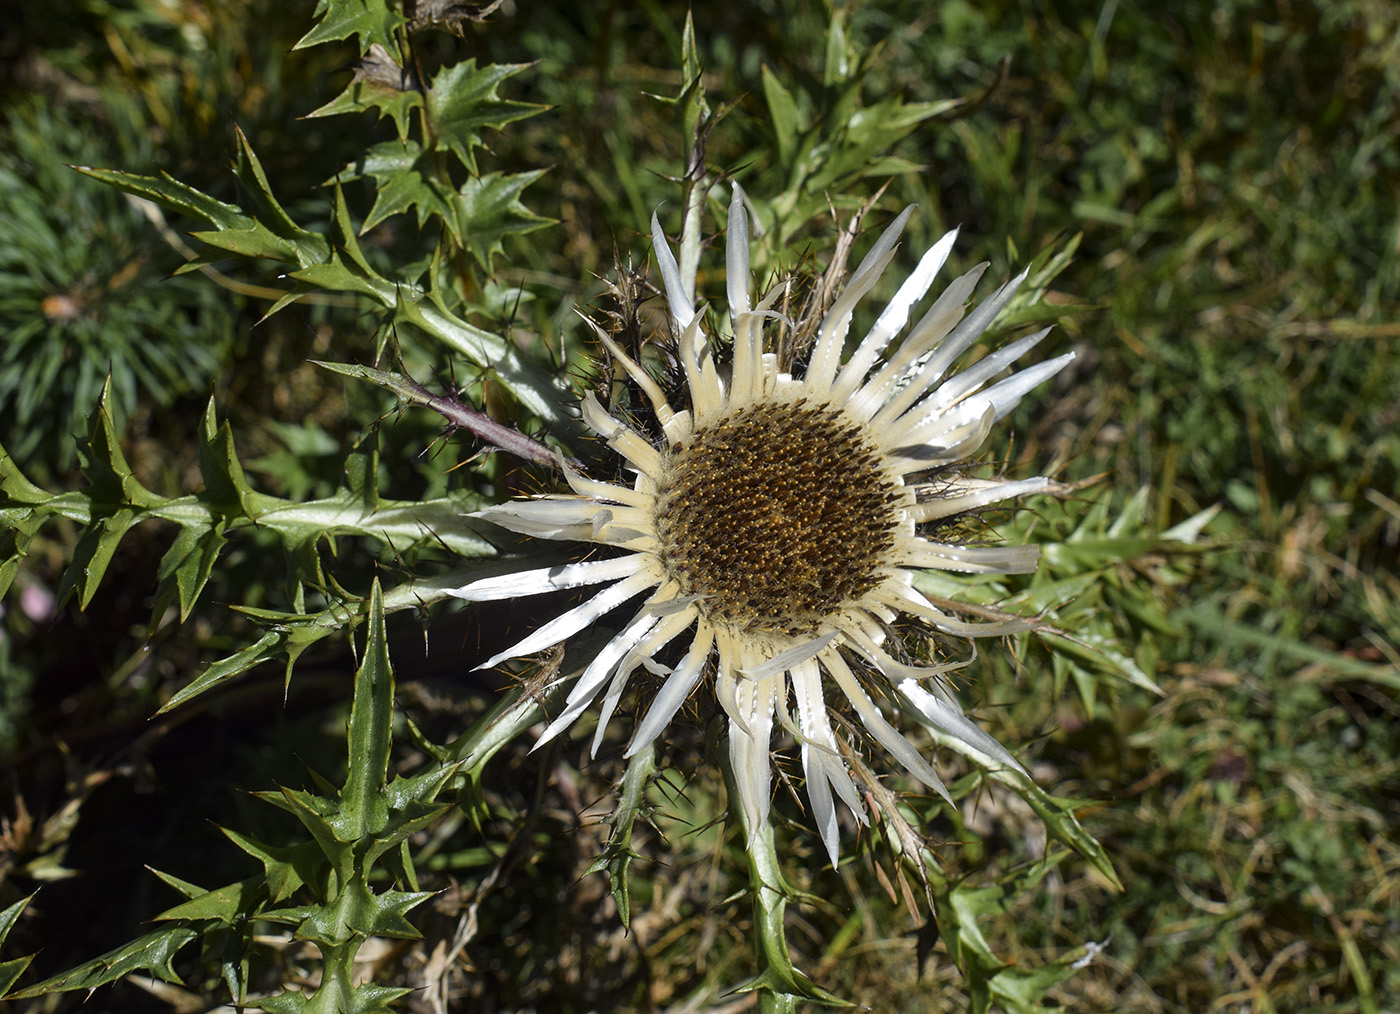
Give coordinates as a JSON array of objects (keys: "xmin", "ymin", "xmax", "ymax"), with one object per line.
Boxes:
[{"xmin": 453, "ymin": 181, "xmax": 1075, "ymax": 865}]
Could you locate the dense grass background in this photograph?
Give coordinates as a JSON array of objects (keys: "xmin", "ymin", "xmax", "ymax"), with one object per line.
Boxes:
[{"xmin": 2, "ymin": 1, "xmax": 1396, "ymax": 1011}]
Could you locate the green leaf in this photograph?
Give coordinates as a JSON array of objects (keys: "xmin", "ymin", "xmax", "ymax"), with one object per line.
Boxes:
[
  {"xmin": 78, "ymin": 379, "xmax": 160, "ymax": 510},
  {"xmin": 0, "ymin": 436, "xmax": 51, "ymax": 504},
  {"xmin": 197, "ymin": 399, "xmax": 266, "ymax": 520},
  {"xmin": 158, "ymin": 630, "xmax": 289, "ymax": 714},
  {"xmin": 727, "ymin": 782, "xmax": 847, "ymax": 1008},
  {"xmin": 147, "ymin": 868, "xmax": 207, "ymax": 901},
  {"xmin": 0, "ymin": 524, "xmax": 38, "ymax": 601},
  {"xmin": 364, "ymin": 799, "xmax": 452, "ymax": 871},
  {"xmin": 152, "ymin": 521, "xmax": 228, "ymax": 624},
  {"xmin": 223, "ymin": 829, "xmax": 326, "ymax": 903},
  {"xmin": 917, "ymin": 713, "xmax": 1122, "ymax": 890},
  {"xmin": 187, "ymin": 224, "xmax": 314, "ymax": 263},
  {"xmin": 340, "ymin": 881, "xmax": 433, "ymax": 940},
  {"xmin": 358, "ymin": 146, "xmax": 457, "ymax": 233},
  {"xmin": 0, "ymin": 954, "xmax": 34, "ymax": 1001},
  {"xmin": 354, "ymin": 138, "xmax": 549, "ymax": 268},
  {"xmin": 270, "ymin": 786, "xmax": 360, "ymax": 899},
  {"xmin": 340, "ymin": 431, "xmax": 380, "ymax": 515},
  {"xmin": 283, "ymin": 254, "xmax": 388, "ymax": 303},
  {"xmin": 8, "ymin": 926, "xmax": 199, "ymax": 997},
  {"xmin": 255, "ymin": 980, "xmax": 413, "ymax": 1014},
  {"xmin": 308, "ymin": 57, "xmax": 423, "ymax": 142},
  {"xmin": 328, "ymin": 179, "xmax": 378, "ymax": 276},
  {"xmin": 154, "ymin": 877, "xmax": 265, "ymax": 924},
  {"xmin": 83, "ymin": 136, "xmax": 328, "ymax": 271},
  {"xmin": 1038, "ymin": 628, "xmax": 1163, "ymax": 696},
  {"xmin": 251, "ymin": 987, "xmax": 312, "ymax": 1013},
  {"xmin": 72, "ymin": 167, "xmax": 253, "ymax": 232},
  {"xmin": 294, "ymin": 0, "xmax": 407, "ymax": 59},
  {"xmin": 448, "ymin": 170, "xmax": 551, "ymax": 269},
  {"xmin": 424, "ymin": 61, "xmax": 543, "ymax": 173},
  {"xmin": 0, "ymin": 438, "xmax": 49, "ymax": 600},
  {"xmin": 254, "ymin": 487, "xmax": 492, "ymax": 558},
  {"xmin": 230, "ymin": 127, "xmax": 333, "ymax": 269},
  {"xmin": 0, "ymin": 895, "xmax": 35, "ymax": 998},
  {"xmin": 390, "ymin": 291, "xmax": 575, "ymax": 429},
  {"xmin": 338, "ymin": 581, "xmax": 393, "ymax": 842},
  {"xmin": 57, "ymin": 508, "xmax": 142, "ymax": 610},
  {"xmin": 0, "ymin": 895, "xmax": 32, "ymax": 948},
  {"xmin": 677, "ymin": 11, "xmax": 709, "ymax": 148},
  {"xmin": 585, "ymin": 748, "xmax": 655, "ymax": 929},
  {"xmin": 344, "ymin": 982, "xmax": 415, "ymax": 1014}
]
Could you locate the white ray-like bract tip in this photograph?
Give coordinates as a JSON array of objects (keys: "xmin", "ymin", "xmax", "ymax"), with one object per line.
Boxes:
[
  {"xmin": 726, "ymin": 183, "xmax": 752, "ymax": 319},
  {"xmin": 652, "ymin": 209, "xmax": 696, "ymax": 328}
]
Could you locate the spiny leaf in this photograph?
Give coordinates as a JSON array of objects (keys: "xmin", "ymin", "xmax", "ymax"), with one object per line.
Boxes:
[
  {"xmin": 71, "ymin": 167, "xmax": 253, "ymax": 231},
  {"xmin": 57, "ymin": 508, "xmax": 141, "ymax": 610},
  {"xmin": 0, "ymin": 438, "xmax": 48, "ymax": 600},
  {"xmin": 262, "ymin": 490, "xmax": 492, "ymax": 557},
  {"xmin": 328, "ymin": 178, "xmax": 377, "ymax": 276},
  {"xmin": 0, "ymin": 955, "xmax": 33, "ymax": 1001},
  {"xmin": 389, "ymin": 290, "xmax": 576, "ymax": 428},
  {"xmin": 293, "ymin": 0, "xmax": 407, "ymax": 60},
  {"xmin": 677, "ymin": 10, "xmax": 709, "ymax": 148},
  {"xmin": 0, "ymin": 895, "xmax": 33, "ymax": 948},
  {"xmin": 0, "ymin": 526, "xmax": 37, "ymax": 601},
  {"xmin": 78, "ymin": 379, "xmax": 160, "ymax": 510},
  {"xmin": 283, "ymin": 253, "xmax": 391, "ymax": 303},
  {"xmin": 933, "ymin": 860, "xmax": 1084, "ymax": 1014},
  {"xmin": 364, "ymin": 800, "xmax": 454, "ymax": 873},
  {"xmin": 339, "ymin": 580, "xmax": 393, "ymax": 842},
  {"xmin": 1038, "ymin": 628, "xmax": 1163, "ymax": 695},
  {"xmin": 344, "ymin": 982, "xmax": 415, "ymax": 1014},
  {"xmin": 307, "ymin": 47, "xmax": 423, "ymax": 142},
  {"xmin": 340, "ymin": 431, "xmax": 380, "ymax": 515},
  {"xmin": 0, "ymin": 895, "xmax": 35, "ymax": 998},
  {"xmin": 152, "ymin": 521, "xmax": 228, "ymax": 625},
  {"xmin": 197, "ymin": 399, "xmax": 264, "ymax": 519},
  {"xmin": 158, "ymin": 630, "xmax": 289, "ymax": 714},
  {"xmin": 249, "ymin": 986, "xmax": 311, "ymax": 1013},
  {"xmin": 256, "ymin": 980, "xmax": 416, "ymax": 1014},
  {"xmin": 351, "ymin": 142, "xmax": 550, "ymax": 267},
  {"xmin": 0, "ymin": 436, "xmax": 53, "ymax": 504},
  {"xmin": 449, "ymin": 170, "xmax": 551, "ymax": 269},
  {"xmin": 340, "ymin": 880, "xmax": 433, "ymax": 940},
  {"xmin": 222, "ymin": 829, "xmax": 326, "ymax": 903},
  {"xmin": 585, "ymin": 748, "xmax": 656, "ymax": 929},
  {"xmin": 154, "ymin": 877, "xmax": 266, "ymax": 925},
  {"xmin": 424, "ymin": 60, "xmax": 543, "ymax": 173},
  {"xmin": 229, "ymin": 127, "xmax": 333, "ymax": 268},
  {"xmin": 8, "ymin": 926, "xmax": 199, "ymax": 997},
  {"xmin": 146, "ymin": 867, "xmax": 207, "ymax": 901},
  {"xmin": 357, "ymin": 146, "xmax": 457, "ymax": 234}
]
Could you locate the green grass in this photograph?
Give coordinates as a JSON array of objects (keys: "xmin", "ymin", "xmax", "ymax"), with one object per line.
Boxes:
[{"xmin": 1, "ymin": 1, "xmax": 1396, "ymax": 1011}]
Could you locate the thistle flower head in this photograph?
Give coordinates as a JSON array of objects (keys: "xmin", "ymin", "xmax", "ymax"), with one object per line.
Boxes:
[{"xmin": 455, "ymin": 184, "xmax": 1074, "ymax": 862}]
